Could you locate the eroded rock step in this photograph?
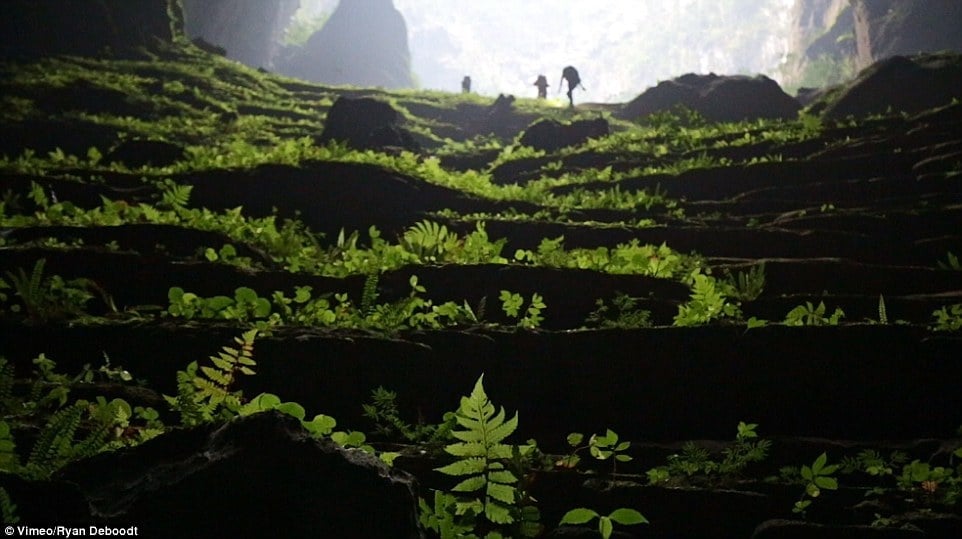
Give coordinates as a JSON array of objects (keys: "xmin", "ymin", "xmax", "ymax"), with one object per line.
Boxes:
[{"xmin": 3, "ymin": 322, "xmax": 959, "ymax": 443}]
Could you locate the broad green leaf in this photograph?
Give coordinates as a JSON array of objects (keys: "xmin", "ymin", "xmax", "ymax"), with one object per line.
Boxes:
[
  {"xmin": 814, "ymin": 476, "xmax": 838, "ymax": 490},
  {"xmin": 812, "ymin": 452, "xmax": 828, "ymax": 474},
  {"xmin": 276, "ymin": 402, "xmax": 305, "ymax": 420},
  {"xmin": 599, "ymin": 516, "xmax": 613, "ymax": 539},
  {"xmin": 560, "ymin": 508, "xmax": 598, "ymax": 525},
  {"xmin": 567, "ymin": 432, "xmax": 584, "ymax": 446},
  {"xmin": 608, "ymin": 508, "xmax": 648, "ymax": 525}
]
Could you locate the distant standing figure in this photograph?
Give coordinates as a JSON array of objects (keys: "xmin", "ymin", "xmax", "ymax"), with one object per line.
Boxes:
[
  {"xmin": 462, "ymin": 76, "xmax": 472, "ymax": 93},
  {"xmin": 533, "ymin": 74, "xmax": 549, "ymax": 99},
  {"xmin": 560, "ymin": 66, "xmax": 584, "ymax": 107}
]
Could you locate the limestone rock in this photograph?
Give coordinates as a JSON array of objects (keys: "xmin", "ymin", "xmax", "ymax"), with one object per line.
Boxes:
[
  {"xmin": 60, "ymin": 412, "xmax": 424, "ymax": 538},
  {"xmin": 181, "ymin": 0, "xmax": 298, "ymax": 69},
  {"xmin": 277, "ymin": 0, "xmax": 413, "ymax": 89},
  {"xmin": 317, "ymin": 97, "xmax": 419, "ymax": 152},
  {"xmin": 817, "ymin": 53, "xmax": 962, "ymax": 119},
  {"xmin": 518, "ymin": 118, "xmax": 609, "ymax": 153},
  {"xmin": 619, "ymin": 74, "xmax": 800, "ymax": 123}
]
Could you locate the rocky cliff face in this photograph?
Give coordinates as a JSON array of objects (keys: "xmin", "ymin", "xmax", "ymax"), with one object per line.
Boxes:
[
  {"xmin": 0, "ymin": 0, "xmax": 178, "ymax": 60},
  {"xmin": 786, "ymin": 0, "xmax": 962, "ymax": 89},
  {"xmin": 851, "ymin": 0, "xmax": 962, "ymax": 70},
  {"xmin": 276, "ymin": 0, "xmax": 413, "ymax": 89},
  {"xmin": 181, "ymin": 0, "xmax": 299, "ymax": 70}
]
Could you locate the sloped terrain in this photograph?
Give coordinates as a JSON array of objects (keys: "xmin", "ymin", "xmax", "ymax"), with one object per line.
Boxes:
[{"xmin": 0, "ymin": 42, "xmax": 960, "ymax": 538}]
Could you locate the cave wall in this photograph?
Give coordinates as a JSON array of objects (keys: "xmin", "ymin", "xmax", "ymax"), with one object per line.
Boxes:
[
  {"xmin": 783, "ymin": 0, "xmax": 855, "ymax": 89},
  {"xmin": 181, "ymin": 0, "xmax": 299, "ymax": 69},
  {"xmin": 276, "ymin": 0, "xmax": 414, "ymax": 89},
  {"xmin": 851, "ymin": 0, "xmax": 962, "ymax": 70},
  {"xmin": 0, "ymin": 0, "xmax": 178, "ymax": 60}
]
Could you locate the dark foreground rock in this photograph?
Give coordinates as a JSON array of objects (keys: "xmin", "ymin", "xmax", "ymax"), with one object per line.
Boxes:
[
  {"xmin": 60, "ymin": 412, "xmax": 423, "ymax": 538},
  {"xmin": 619, "ymin": 73, "xmax": 801, "ymax": 123},
  {"xmin": 0, "ymin": 0, "xmax": 177, "ymax": 60},
  {"xmin": 519, "ymin": 118, "xmax": 609, "ymax": 153},
  {"xmin": 317, "ymin": 96, "xmax": 420, "ymax": 152}
]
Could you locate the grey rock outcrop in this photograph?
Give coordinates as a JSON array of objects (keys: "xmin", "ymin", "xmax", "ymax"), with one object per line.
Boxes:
[
  {"xmin": 277, "ymin": 0, "xmax": 413, "ymax": 89},
  {"xmin": 817, "ymin": 52, "xmax": 962, "ymax": 119},
  {"xmin": 518, "ymin": 118, "xmax": 609, "ymax": 153},
  {"xmin": 61, "ymin": 412, "xmax": 424, "ymax": 538},
  {"xmin": 181, "ymin": 0, "xmax": 299, "ymax": 69},
  {"xmin": 619, "ymin": 74, "xmax": 800, "ymax": 123},
  {"xmin": 317, "ymin": 97, "xmax": 420, "ymax": 152}
]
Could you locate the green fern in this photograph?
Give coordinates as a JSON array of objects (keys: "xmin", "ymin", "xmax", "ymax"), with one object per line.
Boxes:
[
  {"xmin": 0, "ymin": 421, "xmax": 18, "ymax": 472},
  {"xmin": 5, "ymin": 258, "xmax": 46, "ymax": 318},
  {"xmin": 23, "ymin": 403, "xmax": 86, "ymax": 479},
  {"xmin": 158, "ymin": 179, "xmax": 193, "ymax": 210},
  {"xmin": 361, "ymin": 273, "xmax": 380, "ymax": 316},
  {"xmin": 164, "ymin": 329, "xmax": 258, "ymax": 424},
  {"xmin": 0, "ymin": 358, "xmax": 14, "ymax": 413},
  {"xmin": 436, "ymin": 374, "xmax": 519, "ymax": 527},
  {"xmin": 0, "ymin": 485, "xmax": 18, "ymax": 524}
]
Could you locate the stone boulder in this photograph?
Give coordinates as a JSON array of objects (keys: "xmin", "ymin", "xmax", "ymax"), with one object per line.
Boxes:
[
  {"xmin": 105, "ymin": 139, "xmax": 186, "ymax": 168},
  {"xmin": 181, "ymin": 0, "xmax": 298, "ymax": 69},
  {"xmin": 60, "ymin": 412, "xmax": 424, "ymax": 538},
  {"xmin": 518, "ymin": 118, "xmax": 609, "ymax": 153},
  {"xmin": 317, "ymin": 97, "xmax": 420, "ymax": 152},
  {"xmin": 276, "ymin": 0, "xmax": 413, "ymax": 89},
  {"xmin": 816, "ymin": 53, "xmax": 962, "ymax": 119},
  {"xmin": 0, "ymin": 0, "xmax": 178, "ymax": 60},
  {"xmin": 618, "ymin": 73, "xmax": 801, "ymax": 123}
]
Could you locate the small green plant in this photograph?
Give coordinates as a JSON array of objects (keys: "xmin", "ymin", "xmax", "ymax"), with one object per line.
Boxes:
[
  {"xmin": 673, "ymin": 273, "xmax": 742, "ymax": 326},
  {"xmin": 421, "ymin": 375, "xmax": 540, "ymax": 538},
  {"xmin": 722, "ymin": 263, "xmax": 765, "ymax": 301},
  {"xmin": 646, "ymin": 422, "xmax": 770, "ymax": 487},
  {"xmin": 561, "ymin": 429, "xmax": 632, "ymax": 472},
  {"xmin": 164, "ymin": 329, "xmax": 258, "ymax": 425},
  {"xmin": 585, "ymin": 294, "xmax": 651, "ymax": 328},
  {"xmin": 558, "ymin": 507, "xmax": 648, "ymax": 539},
  {"xmin": 784, "ymin": 301, "xmax": 844, "ymax": 326},
  {"xmin": 2, "ymin": 259, "xmax": 103, "ymax": 323},
  {"xmin": 793, "ymin": 453, "xmax": 839, "ymax": 517},
  {"xmin": 931, "ymin": 303, "xmax": 962, "ymax": 332},
  {"xmin": 362, "ymin": 386, "xmax": 455, "ymax": 447},
  {"xmin": 936, "ymin": 251, "xmax": 961, "ymax": 271},
  {"xmin": 499, "ymin": 290, "xmax": 546, "ymax": 329}
]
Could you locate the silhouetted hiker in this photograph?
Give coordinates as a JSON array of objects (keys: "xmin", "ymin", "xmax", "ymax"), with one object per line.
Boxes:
[
  {"xmin": 533, "ymin": 74, "xmax": 549, "ymax": 99},
  {"xmin": 462, "ymin": 75, "xmax": 471, "ymax": 93},
  {"xmin": 560, "ymin": 66, "xmax": 584, "ymax": 107}
]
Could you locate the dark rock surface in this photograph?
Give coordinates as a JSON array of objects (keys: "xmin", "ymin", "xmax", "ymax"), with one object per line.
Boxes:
[
  {"xmin": 317, "ymin": 97, "xmax": 420, "ymax": 153},
  {"xmin": 815, "ymin": 53, "xmax": 962, "ymax": 119},
  {"xmin": 752, "ymin": 519, "xmax": 926, "ymax": 539},
  {"xmin": 104, "ymin": 139, "xmax": 186, "ymax": 168},
  {"xmin": 59, "ymin": 412, "xmax": 424, "ymax": 538},
  {"xmin": 276, "ymin": 0, "xmax": 414, "ymax": 89},
  {"xmin": 519, "ymin": 118, "xmax": 609, "ymax": 153},
  {"xmin": 0, "ymin": 0, "xmax": 177, "ymax": 60},
  {"xmin": 619, "ymin": 73, "xmax": 800, "ymax": 123},
  {"xmin": 181, "ymin": 0, "xmax": 298, "ymax": 70}
]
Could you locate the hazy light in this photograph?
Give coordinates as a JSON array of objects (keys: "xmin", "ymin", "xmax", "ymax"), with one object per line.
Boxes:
[{"xmin": 296, "ymin": 0, "xmax": 795, "ymax": 102}]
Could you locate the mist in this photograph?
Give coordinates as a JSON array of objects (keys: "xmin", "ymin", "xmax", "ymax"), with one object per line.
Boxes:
[{"xmin": 295, "ymin": 0, "xmax": 795, "ymax": 102}]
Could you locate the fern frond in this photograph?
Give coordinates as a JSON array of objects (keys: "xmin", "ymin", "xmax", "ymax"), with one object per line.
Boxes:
[
  {"xmin": 25, "ymin": 403, "xmax": 84, "ymax": 479},
  {"xmin": 437, "ymin": 375, "xmax": 520, "ymax": 528},
  {"xmin": 361, "ymin": 273, "xmax": 380, "ymax": 316},
  {"xmin": 0, "ymin": 485, "xmax": 18, "ymax": 524}
]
